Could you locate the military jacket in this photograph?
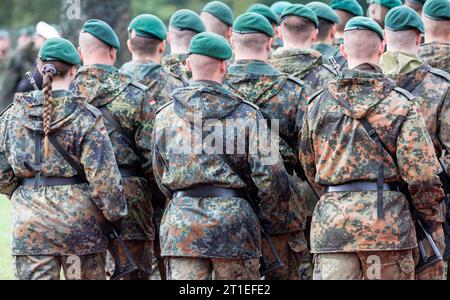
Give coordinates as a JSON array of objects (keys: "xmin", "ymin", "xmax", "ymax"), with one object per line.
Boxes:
[
  {"xmin": 419, "ymin": 42, "xmax": 450, "ymax": 74},
  {"xmin": 162, "ymin": 53, "xmax": 191, "ymax": 84}
]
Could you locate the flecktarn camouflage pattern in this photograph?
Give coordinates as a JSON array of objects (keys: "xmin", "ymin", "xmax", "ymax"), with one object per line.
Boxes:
[
  {"xmin": 162, "ymin": 53, "xmax": 191, "ymax": 84},
  {"xmin": 419, "ymin": 42, "xmax": 450, "ymax": 74}
]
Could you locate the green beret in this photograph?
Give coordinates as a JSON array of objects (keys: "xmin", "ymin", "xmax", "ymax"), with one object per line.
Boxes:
[
  {"xmin": 189, "ymin": 32, "xmax": 232, "ymax": 60},
  {"xmin": 170, "ymin": 9, "xmax": 206, "ymax": 33},
  {"xmin": 271, "ymin": 1, "xmax": 292, "ymax": 16},
  {"xmin": 233, "ymin": 12, "xmax": 274, "ymax": 37},
  {"xmin": 368, "ymin": 0, "xmax": 403, "ymax": 9},
  {"xmin": 345, "ymin": 16, "xmax": 384, "ymax": 40},
  {"xmin": 18, "ymin": 26, "xmax": 34, "ymax": 37},
  {"xmin": 406, "ymin": 0, "xmax": 427, "ymax": 4},
  {"xmin": 423, "ymin": 0, "xmax": 450, "ymax": 21},
  {"xmin": 307, "ymin": 2, "xmax": 341, "ymax": 24},
  {"xmin": 385, "ymin": 6, "xmax": 424, "ymax": 33},
  {"xmin": 82, "ymin": 19, "xmax": 120, "ymax": 49},
  {"xmin": 281, "ymin": 4, "xmax": 319, "ymax": 28},
  {"xmin": 247, "ymin": 4, "xmax": 279, "ymax": 25},
  {"xmin": 330, "ymin": 0, "xmax": 364, "ymax": 17},
  {"xmin": 202, "ymin": 1, "xmax": 234, "ymax": 26},
  {"xmin": 39, "ymin": 38, "xmax": 81, "ymax": 65},
  {"xmin": 129, "ymin": 14, "xmax": 167, "ymax": 40}
]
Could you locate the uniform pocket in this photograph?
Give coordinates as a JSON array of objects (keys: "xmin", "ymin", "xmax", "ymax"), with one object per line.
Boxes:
[{"xmin": 397, "ymin": 252, "xmax": 415, "ymax": 280}]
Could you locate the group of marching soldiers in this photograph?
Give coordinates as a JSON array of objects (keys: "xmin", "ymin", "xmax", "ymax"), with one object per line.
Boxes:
[{"xmin": 0, "ymin": 0, "xmax": 448, "ymax": 281}]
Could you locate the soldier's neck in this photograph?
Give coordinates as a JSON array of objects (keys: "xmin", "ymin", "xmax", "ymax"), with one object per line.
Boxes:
[
  {"xmin": 348, "ymin": 57, "xmax": 381, "ymax": 70},
  {"xmin": 132, "ymin": 53, "xmax": 161, "ymax": 65},
  {"xmin": 234, "ymin": 52, "xmax": 269, "ymax": 63},
  {"xmin": 283, "ymin": 40, "xmax": 313, "ymax": 50}
]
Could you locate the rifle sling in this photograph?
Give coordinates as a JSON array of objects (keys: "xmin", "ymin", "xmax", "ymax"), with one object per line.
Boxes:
[
  {"xmin": 98, "ymin": 106, "xmax": 137, "ymax": 153},
  {"xmin": 48, "ymin": 134, "xmax": 86, "ymax": 181}
]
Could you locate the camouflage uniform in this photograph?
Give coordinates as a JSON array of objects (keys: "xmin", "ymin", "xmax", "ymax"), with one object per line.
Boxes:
[
  {"xmin": 153, "ymin": 80, "xmax": 292, "ymax": 280},
  {"xmin": 0, "ymin": 90, "xmax": 127, "ymax": 280},
  {"xmin": 299, "ymin": 64, "xmax": 445, "ymax": 280},
  {"xmin": 380, "ymin": 60, "xmax": 450, "ymax": 280},
  {"xmin": 162, "ymin": 53, "xmax": 191, "ymax": 85},
  {"xmin": 225, "ymin": 59, "xmax": 308, "ymax": 280},
  {"xmin": 270, "ymin": 47, "xmax": 337, "ymax": 98},
  {"xmin": 419, "ymin": 42, "xmax": 450, "ymax": 74},
  {"xmin": 0, "ymin": 54, "xmax": 12, "ymax": 111},
  {"xmin": 313, "ymin": 43, "xmax": 347, "ymax": 70},
  {"xmin": 72, "ymin": 64, "xmax": 156, "ymax": 280}
]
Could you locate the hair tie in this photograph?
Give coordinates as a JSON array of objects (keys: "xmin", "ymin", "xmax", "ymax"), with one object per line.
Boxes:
[{"xmin": 42, "ymin": 64, "xmax": 57, "ymax": 76}]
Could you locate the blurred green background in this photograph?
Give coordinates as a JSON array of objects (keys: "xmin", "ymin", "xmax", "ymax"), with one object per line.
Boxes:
[{"xmin": 0, "ymin": 197, "xmax": 12, "ymax": 280}]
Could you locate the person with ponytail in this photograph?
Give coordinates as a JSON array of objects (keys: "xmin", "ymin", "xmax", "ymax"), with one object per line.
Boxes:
[{"xmin": 0, "ymin": 38, "xmax": 127, "ymax": 280}]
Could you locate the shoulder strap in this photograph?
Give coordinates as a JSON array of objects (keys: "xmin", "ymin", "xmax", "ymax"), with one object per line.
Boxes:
[
  {"xmin": 98, "ymin": 106, "xmax": 137, "ymax": 153},
  {"xmin": 130, "ymin": 80, "xmax": 149, "ymax": 91},
  {"xmin": 429, "ymin": 67, "xmax": 450, "ymax": 82},
  {"xmin": 84, "ymin": 104, "xmax": 102, "ymax": 118},
  {"xmin": 156, "ymin": 100, "xmax": 174, "ymax": 115},
  {"xmin": 394, "ymin": 87, "xmax": 415, "ymax": 101},
  {"xmin": 48, "ymin": 134, "xmax": 86, "ymax": 180},
  {"xmin": 322, "ymin": 63, "xmax": 338, "ymax": 76},
  {"xmin": 287, "ymin": 76, "xmax": 306, "ymax": 87},
  {"xmin": 0, "ymin": 103, "xmax": 13, "ymax": 118},
  {"xmin": 241, "ymin": 100, "xmax": 261, "ymax": 112},
  {"xmin": 307, "ymin": 88, "xmax": 326, "ymax": 105}
]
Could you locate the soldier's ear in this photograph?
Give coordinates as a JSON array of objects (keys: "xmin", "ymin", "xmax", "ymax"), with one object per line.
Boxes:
[
  {"xmin": 415, "ymin": 32, "xmax": 422, "ymax": 47},
  {"xmin": 110, "ymin": 47, "xmax": 117, "ymax": 63},
  {"xmin": 127, "ymin": 39, "xmax": 132, "ymax": 55},
  {"xmin": 277, "ymin": 26, "xmax": 283, "ymax": 41},
  {"xmin": 226, "ymin": 27, "xmax": 232, "ymax": 41},
  {"xmin": 77, "ymin": 47, "xmax": 84, "ymax": 63},
  {"xmin": 267, "ymin": 38, "xmax": 273, "ymax": 52},
  {"xmin": 311, "ymin": 28, "xmax": 318, "ymax": 43},
  {"xmin": 160, "ymin": 40, "xmax": 166, "ymax": 54},
  {"xmin": 330, "ymin": 25, "xmax": 336, "ymax": 40},
  {"xmin": 186, "ymin": 58, "xmax": 193, "ymax": 73},
  {"xmin": 340, "ymin": 44, "xmax": 348, "ymax": 60},
  {"xmin": 230, "ymin": 35, "xmax": 236, "ymax": 51},
  {"xmin": 167, "ymin": 32, "xmax": 172, "ymax": 45}
]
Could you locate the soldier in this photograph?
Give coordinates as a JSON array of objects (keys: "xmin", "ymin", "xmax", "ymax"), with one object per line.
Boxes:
[
  {"xmin": 162, "ymin": 9, "xmax": 206, "ymax": 84},
  {"xmin": 367, "ymin": 0, "xmax": 402, "ymax": 28},
  {"xmin": 0, "ymin": 37, "xmax": 126, "ymax": 280},
  {"xmin": 299, "ymin": 17, "xmax": 445, "ymax": 280},
  {"xmin": 418, "ymin": 0, "xmax": 450, "ymax": 74},
  {"xmin": 404, "ymin": 0, "xmax": 426, "ymax": 15},
  {"xmin": 200, "ymin": 1, "xmax": 234, "ymax": 41},
  {"xmin": 72, "ymin": 19, "xmax": 156, "ymax": 280},
  {"xmin": 0, "ymin": 30, "xmax": 12, "ymax": 111},
  {"xmin": 380, "ymin": 6, "xmax": 449, "ymax": 280},
  {"xmin": 247, "ymin": 4, "xmax": 281, "ymax": 51},
  {"xmin": 307, "ymin": 2, "xmax": 347, "ymax": 68},
  {"xmin": 271, "ymin": 1, "xmax": 292, "ymax": 20},
  {"xmin": 270, "ymin": 4, "xmax": 337, "ymax": 99},
  {"xmin": 225, "ymin": 12, "xmax": 308, "ymax": 280},
  {"xmin": 330, "ymin": 0, "xmax": 364, "ymax": 49},
  {"xmin": 153, "ymin": 32, "xmax": 293, "ymax": 280}
]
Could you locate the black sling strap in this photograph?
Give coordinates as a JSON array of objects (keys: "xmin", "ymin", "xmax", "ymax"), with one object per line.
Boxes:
[
  {"xmin": 359, "ymin": 118, "xmax": 385, "ymax": 220},
  {"xmin": 48, "ymin": 134, "xmax": 86, "ymax": 181},
  {"xmin": 98, "ymin": 106, "xmax": 137, "ymax": 153},
  {"xmin": 33, "ymin": 132, "xmax": 42, "ymax": 189}
]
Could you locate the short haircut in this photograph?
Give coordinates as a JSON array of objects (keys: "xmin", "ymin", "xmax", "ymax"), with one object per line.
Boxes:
[
  {"xmin": 79, "ymin": 32, "xmax": 113, "ymax": 56},
  {"xmin": 168, "ymin": 27, "xmax": 198, "ymax": 50},
  {"xmin": 232, "ymin": 32, "xmax": 270, "ymax": 53},
  {"xmin": 201, "ymin": 12, "xmax": 230, "ymax": 38},
  {"xmin": 188, "ymin": 54, "xmax": 222, "ymax": 78},
  {"xmin": 423, "ymin": 17, "xmax": 450, "ymax": 41},
  {"xmin": 335, "ymin": 9, "xmax": 355, "ymax": 33},
  {"xmin": 128, "ymin": 30, "xmax": 161, "ymax": 56},
  {"xmin": 280, "ymin": 15, "xmax": 316, "ymax": 42},
  {"xmin": 386, "ymin": 29, "xmax": 420, "ymax": 52},
  {"xmin": 344, "ymin": 29, "xmax": 382, "ymax": 60},
  {"xmin": 317, "ymin": 19, "xmax": 334, "ymax": 41}
]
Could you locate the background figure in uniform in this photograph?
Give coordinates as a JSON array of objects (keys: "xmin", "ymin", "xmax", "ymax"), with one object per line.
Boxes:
[
  {"xmin": 330, "ymin": 0, "xmax": 364, "ymax": 49},
  {"xmin": 72, "ymin": 20, "xmax": 156, "ymax": 280},
  {"xmin": 300, "ymin": 17, "xmax": 445, "ymax": 280},
  {"xmin": 0, "ymin": 37, "xmax": 127, "ymax": 280},
  {"xmin": 247, "ymin": 4, "xmax": 281, "ymax": 51},
  {"xmin": 0, "ymin": 30, "xmax": 12, "ymax": 111},
  {"xmin": 225, "ymin": 12, "xmax": 308, "ymax": 280},
  {"xmin": 418, "ymin": 0, "xmax": 450, "ymax": 74},
  {"xmin": 367, "ymin": 0, "xmax": 402, "ymax": 28},
  {"xmin": 162, "ymin": 9, "xmax": 206, "ymax": 84},
  {"xmin": 403, "ymin": 0, "xmax": 426, "ymax": 15},
  {"xmin": 153, "ymin": 32, "xmax": 293, "ymax": 280},
  {"xmin": 200, "ymin": 1, "xmax": 234, "ymax": 41}
]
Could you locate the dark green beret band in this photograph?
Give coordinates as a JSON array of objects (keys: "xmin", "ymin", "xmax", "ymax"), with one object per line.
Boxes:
[
  {"xmin": 39, "ymin": 37, "xmax": 81, "ymax": 65},
  {"xmin": 189, "ymin": 32, "xmax": 232, "ymax": 60},
  {"xmin": 247, "ymin": 4, "xmax": 279, "ymax": 25},
  {"xmin": 281, "ymin": 4, "xmax": 319, "ymax": 28},
  {"xmin": 368, "ymin": 0, "xmax": 403, "ymax": 9},
  {"xmin": 307, "ymin": 2, "xmax": 341, "ymax": 24},
  {"xmin": 233, "ymin": 12, "xmax": 274, "ymax": 37},
  {"xmin": 170, "ymin": 9, "xmax": 206, "ymax": 33},
  {"xmin": 129, "ymin": 14, "xmax": 167, "ymax": 40},
  {"xmin": 82, "ymin": 19, "xmax": 120, "ymax": 49},
  {"xmin": 271, "ymin": 1, "xmax": 292, "ymax": 16},
  {"xmin": 423, "ymin": 0, "xmax": 450, "ymax": 21},
  {"xmin": 330, "ymin": 0, "xmax": 364, "ymax": 16},
  {"xmin": 385, "ymin": 6, "xmax": 424, "ymax": 33},
  {"xmin": 202, "ymin": 1, "xmax": 234, "ymax": 26},
  {"xmin": 345, "ymin": 16, "xmax": 384, "ymax": 40},
  {"xmin": 406, "ymin": 0, "xmax": 427, "ymax": 4}
]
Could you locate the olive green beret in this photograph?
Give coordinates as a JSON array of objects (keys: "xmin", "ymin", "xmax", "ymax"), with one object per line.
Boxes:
[
  {"xmin": 423, "ymin": 0, "xmax": 450, "ymax": 21},
  {"xmin": 345, "ymin": 16, "xmax": 384, "ymax": 40},
  {"xmin": 189, "ymin": 32, "xmax": 232, "ymax": 60},
  {"xmin": 170, "ymin": 9, "xmax": 206, "ymax": 33},
  {"xmin": 202, "ymin": 1, "xmax": 234, "ymax": 26},
  {"xmin": 330, "ymin": 0, "xmax": 364, "ymax": 17},
  {"xmin": 385, "ymin": 6, "xmax": 424, "ymax": 33},
  {"xmin": 307, "ymin": 2, "xmax": 341, "ymax": 24},
  {"xmin": 271, "ymin": 1, "xmax": 292, "ymax": 16},
  {"xmin": 128, "ymin": 14, "xmax": 167, "ymax": 40},
  {"xmin": 368, "ymin": 0, "xmax": 403, "ymax": 9},
  {"xmin": 82, "ymin": 19, "xmax": 120, "ymax": 49},
  {"xmin": 281, "ymin": 4, "xmax": 319, "ymax": 28},
  {"xmin": 247, "ymin": 4, "xmax": 279, "ymax": 25},
  {"xmin": 39, "ymin": 37, "xmax": 81, "ymax": 65},
  {"xmin": 233, "ymin": 12, "xmax": 274, "ymax": 37}
]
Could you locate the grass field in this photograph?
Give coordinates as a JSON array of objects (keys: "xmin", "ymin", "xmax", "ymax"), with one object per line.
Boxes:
[{"xmin": 0, "ymin": 196, "xmax": 13, "ymax": 280}]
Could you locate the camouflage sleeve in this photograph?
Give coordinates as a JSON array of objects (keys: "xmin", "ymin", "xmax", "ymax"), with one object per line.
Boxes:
[
  {"xmin": 135, "ymin": 91, "xmax": 156, "ymax": 184},
  {"xmin": 81, "ymin": 117, "xmax": 127, "ymax": 222},
  {"xmin": 151, "ymin": 120, "xmax": 172, "ymax": 200},
  {"xmin": 437, "ymin": 87, "xmax": 449, "ymax": 173},
  {"xmin": 298, "ymin": 105, "xmax": 318, "ymax": 185},
  {"xmin": 0, "ymin": 110, "xmax": 19, "ymax": 197},
  {"xmin": 396, "ymin": 102, "xmax": 445, "ymax": 222}
]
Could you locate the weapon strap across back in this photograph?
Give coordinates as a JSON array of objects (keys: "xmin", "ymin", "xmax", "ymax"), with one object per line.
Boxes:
[{"xmin": 48, "ymin": 134, "xmax": 87, "ymax": 181}]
